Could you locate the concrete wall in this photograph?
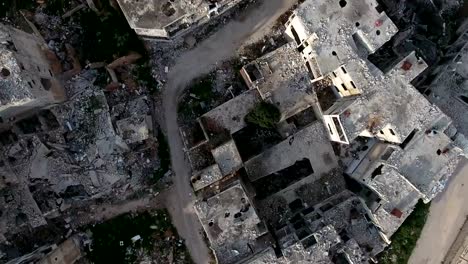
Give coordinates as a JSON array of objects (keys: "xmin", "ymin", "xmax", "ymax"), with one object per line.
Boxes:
[{"xmin": 0, "ymin": 25, "xmax": 65, "ymax": 126}]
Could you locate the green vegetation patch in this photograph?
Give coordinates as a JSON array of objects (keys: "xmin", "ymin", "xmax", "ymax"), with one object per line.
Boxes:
[
  {"xmin": 87, "ymin": 209, "xmax": 192, "ymax": 264},
  {"xmin": 245, "ymin": 102, "xmax": 281, "ymax": 129},
  {"xmin": 190, "ymin": 78, "xmax": 214, "ymax": 101},
  {"xmin": 378, "ymin": 200, "xmax": 431, "ymax": 264},
  {"xmin": 178, "ymin": 75, "xmax": 215, "ymax": 120},
  {"xmin": 133, "ymin": 61, "xmax": 159, "ymax": 94}
]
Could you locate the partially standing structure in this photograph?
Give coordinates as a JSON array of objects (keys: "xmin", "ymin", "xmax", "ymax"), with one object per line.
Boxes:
[
  {"xmin": 283, "ymin": 0, "xmax": 444, "ymax": 145},
  {"xmin": 283, "ymin": 0, "xmax": 466, "ymax": 244},
  {"xmin": 0, "ymin": 24, "xmax": 65, "ymax": 130},
  {"xmin": 240, "ymin": 42, "xmax": 316, "ymax": 121},
  {"xmin": 115, "ymin": 0, "xmax": 245, "ymax": 40},
  {"xmin": 419, "ymin": 19, "xmax": 468, "ymax": 152}
]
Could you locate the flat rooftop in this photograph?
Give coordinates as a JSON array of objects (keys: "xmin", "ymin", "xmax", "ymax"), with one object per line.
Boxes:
[
  {"xmin": 116, "ymin": 0, "xmax": 242, "ymax": 37},
  {"xmin": 242, "ymin": 43, "xmax": 316, "ymax": 120},
  {"xmin": 291, "ymin": 0, "xmax": 447, "ymax": 143},
  {"xmin": 427, "ymin": 35, "xmax": 468, "ymax": 137},
  {"xmin": 191, "ymin": 164, "xmax": 223, "ymax": 192},
  {"xmin": 194, "ymin": 181, "xmax": 266, "ymax": 264},
  {"xmin": 0, "ymin": 26, "xmax": 35, "ymax": 109},
  {"xmin": 211, "ymin": 139, "xmax": 243, "ymax": 176},
  {"xmin": 201, "ymin": 89, "xmax": 261, "ymax": 134},
  {"xmin": 293, "ymin": 0, "xmax": 398, "ymax": 74},
  {"xmin": 366, "ymin": 165, "xmax": 422, "ymax": 235},
  {"xmin": 245, "ymin": 121, "xmax": 338, "ymax": 182},
  {"xmin": 328, "ymin": 51, "xmax": 446, "ymax": 142},
  {"xmin": 386, "ymin": 131, "xmax": 464, "ymax": 201},
  {"xmin": 116, "ymin": 0, "xmax": 207, "ymax": 31}
]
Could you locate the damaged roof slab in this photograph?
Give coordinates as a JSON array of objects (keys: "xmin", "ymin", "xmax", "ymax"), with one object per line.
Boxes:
[
  {"xmin": 194, "ymin": 180, "xmax": 266, "ymax": 264},
  {"xmin": 366, "ymin": 165, "xmax": 422, "ymax": 236},
  {"xmin": 245, "ymin": 121, "xmax": 338, "ymax": 181},
  {"xmin": 386, "ymin": 131, "xmax": 464, "ymax": 201},
  {"xmin": 326, "ymin": 51, "xmax": 446, "ymax": 143},
  {"xmin": 116, "ymin": 115, "xmax": 152, "ymax": 144},
  {"xmin": 116, "ymin": 0, "xmax": 244, "ymax": 38},
  {"xmin": 211, "ymin": 139, "xmax": 243, "ymax": 176},
  {"xmin": 0, "ymin": 24, "xmax": 64, "ymax": 120},
  {"xmin": 289, "ymin": 0, "xmax": 398, "ymax": 75},
  {"xmin": 191, "ymin": 164, "xmax": 223, "ymax": 192},
  {"xmin": 201, "ymin": 89, "xmax": 261, "ymax": 134},
  {"xmin": 241, "ymin": 43, "xmax": 316, "ymax": 121}
]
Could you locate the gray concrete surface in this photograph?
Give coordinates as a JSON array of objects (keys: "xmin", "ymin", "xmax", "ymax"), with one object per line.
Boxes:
[
  {"xmin": 409, "ymin": 158, "xmax": 468, "ymax": 264},
  {"xmin": 160, "ymin": 0, "xmax": 299, "ymax": 263}
]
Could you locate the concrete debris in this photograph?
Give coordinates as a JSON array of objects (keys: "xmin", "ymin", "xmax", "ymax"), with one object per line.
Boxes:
[{"xmin": 0, "ymin": 28, "xmax": 161, "ymax": 262}]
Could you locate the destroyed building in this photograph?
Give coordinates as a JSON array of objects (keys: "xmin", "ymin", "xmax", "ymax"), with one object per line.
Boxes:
[
  {"xmin": 284, "ymin": 0, "xmax": 445, "ymax": 145},
  {"xmin": 5, "ymin": 236, "xmax": 82, "ymax": 264},
  {"xmin": 281, "ymin": 0, "xmax": 466, "ymax": 247},
  {"xmin": 0, "ymin": 70, "xmax": 161, "ymax": 261},
  {"xmin": 185, "ymin": 43, "xmax": 389, "ymax": 263},
  {"xmin": 418, "ymin": 19, "xmax": 468, "ymax": 153},
  {"xmin": 116, "ymin": 0, "xmax": 246, "ymax": 40},
  {"xmin": 194, "ymin": 180, "xmax": 271, "ymax": 264},
  {"xmin": 240, "ymin": 42, "xmax": 316, "ymax": 122},
  {"xmin": 0, "ymin": 24, "xmax": 65, "ymax": 130},
  {"xmin": 183, "ymin": 0, "xmax": 467, "ymax": 263}
]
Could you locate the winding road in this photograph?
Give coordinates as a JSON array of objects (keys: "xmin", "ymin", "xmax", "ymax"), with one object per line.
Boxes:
[{"xmin": 160, "ymin": 0, "xmax": 298, "ymax": 263}]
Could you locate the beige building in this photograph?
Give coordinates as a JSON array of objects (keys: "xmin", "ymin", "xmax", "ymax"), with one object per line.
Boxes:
[{"xmin": 0, "ymin": 24, "xmax": 65, "ymax": 129}]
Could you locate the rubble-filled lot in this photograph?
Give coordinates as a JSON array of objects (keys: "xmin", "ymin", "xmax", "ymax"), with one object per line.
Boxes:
[
  {"xmin": 0, "ymin": 69, "xmax": 170, "ymax": 261},
  {"xmin": 86, "ymin": 209, "xmax": 193, "ymax": 264},
  {"xmin": 0, "ymin": 1, "xmax": 175, "ymax": 262}
]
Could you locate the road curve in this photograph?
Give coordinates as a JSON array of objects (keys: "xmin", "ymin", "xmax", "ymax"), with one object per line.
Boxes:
[{"xmin": 160, "ymin": 0, "xmax": 298, "ymax": 263}]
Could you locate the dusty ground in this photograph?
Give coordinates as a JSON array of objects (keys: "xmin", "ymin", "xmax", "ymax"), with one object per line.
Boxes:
[
  {"xmin": 158, "ymin": 0, "xmax": 299, "ymax": 263},
  {"xmin": 70, "ymin": 190, "xmax": 167, "ymax": 228},
  {"xmin": 409, "ymin": 158, "xmax": 468, "ymax": 264}
]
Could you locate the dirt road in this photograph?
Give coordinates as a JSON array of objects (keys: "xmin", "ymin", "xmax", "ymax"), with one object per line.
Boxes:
[
  {"xmin": 71, "ymin": 192, "xmax": 166, "ymax": 228},
  {"xmin": 160, "ymin": 0, "xmax": 298, "ymax": 263},
  {"xmin": 409, "ymin": 158, "xmax": 468, "ymax": 264}
]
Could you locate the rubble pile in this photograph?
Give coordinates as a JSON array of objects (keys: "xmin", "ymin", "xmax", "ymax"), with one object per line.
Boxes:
[{"xmin": 0, "ymin": 70, "xmax": 162, "ymax": 261}]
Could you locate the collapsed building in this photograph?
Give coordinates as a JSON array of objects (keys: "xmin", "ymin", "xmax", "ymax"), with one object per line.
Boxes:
[
  {"xmin": 180, "ymin": 0, "xmax": 467, "ymax": 263},
  {"xmin": 0, "ymin": 22, "xmax": 162, "ymax": 261},
  {"xmin": 116, "ymin": 0, "xmax": 247, "ymax": 40},
  {"xmin": 0, "ymin": 24, "xmax": 65, "ymax": 130},
  {"xmin": 5, "ymin": 236, "xmax": 83, "ymax": 264},
  {"xmin": 0, "ymin": 70, "xmax": 160, "ymax": 260}
]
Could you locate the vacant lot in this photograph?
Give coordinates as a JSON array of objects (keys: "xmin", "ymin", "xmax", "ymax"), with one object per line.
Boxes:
[{"xmin": 87, "ymin": 209, "xmax": 193, "ymax": 264}]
